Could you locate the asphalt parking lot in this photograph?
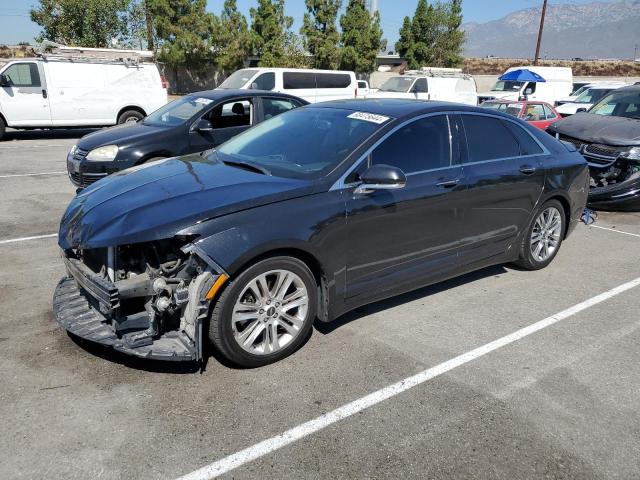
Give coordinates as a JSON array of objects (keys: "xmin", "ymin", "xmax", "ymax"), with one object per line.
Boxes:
[{"xmin": 1, "ymin": 129, "xmax": 640, "ymax": 480}]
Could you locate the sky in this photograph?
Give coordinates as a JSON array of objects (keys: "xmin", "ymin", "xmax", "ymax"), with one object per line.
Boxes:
[{"xmin": 0, "ymin": 0, "xmax": 618, "ymax": 47}]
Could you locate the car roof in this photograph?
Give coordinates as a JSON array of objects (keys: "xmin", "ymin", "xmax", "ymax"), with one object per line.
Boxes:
[
  {"xmin": 308, "ymin": 99, "xmax": 484, "ymax": 118},
  {"xmin": 185, "ymin": 89, "xmax": 307, "ymax": 103}
]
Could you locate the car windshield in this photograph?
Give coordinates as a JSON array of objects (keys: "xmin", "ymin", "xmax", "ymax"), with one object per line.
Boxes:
[
  {"xmin": 491, "ymin": 81, "xmax": 525, "ymax": 92},
  {"xmin": 218, "ymin": 69, "xmax": 258, "ymax": 89},
  {"xmin": 378, "ymin": 77, "xmax": 415, "ymax": 93},
  {"xmin": 590, "ymin": 90, "xmax": 640, "ymax": 119},
  {"xmin": 215, "ymin": 107, "xmax": 386, "ymax": 179},
  {"xmin": 143, "ymin": 96, "xmax": 213, "ymax": 127},
  {"xmin": 481, "ymin": 102, "xmax": 523, "ymax": 117},
  {"xmin": 570, "ymin": 85, "xmax": 589, "ymax": 97},
  {"xmin": 574, "ymin": 88, "xmax": 612, "ymax": 104}
]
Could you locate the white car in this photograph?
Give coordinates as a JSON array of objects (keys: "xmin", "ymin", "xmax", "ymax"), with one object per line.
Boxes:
[
  {"xmin": 217, "ymin": 68, "xmax": 358, "ymax": 103},
  {"xmin": 555, "ymin": 84, "xmax": 628, "ymax": 117},
  {"xmin": 478, "ymin": 66, "xmax": 573, "ymax": 105},
  {"xmin": 0, "ymin": 43, "xmax": 168, "ymax": 140},
  {"xmin": 368, "ymin": 69, "xmax": 477, "ymax": 106}
]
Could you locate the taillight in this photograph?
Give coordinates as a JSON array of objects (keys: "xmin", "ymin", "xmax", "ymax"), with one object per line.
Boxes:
[{"xmin": 160, "ymin": 75, "xmax": 169, "ymax": 89}]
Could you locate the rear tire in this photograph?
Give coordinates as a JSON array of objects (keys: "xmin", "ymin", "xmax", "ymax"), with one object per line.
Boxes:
[
  {"xmin": 208, "ymin": 256, "xmax": 317, "ymax": 367},
  {"xmin": 0, "ymin": 116, "xmax": 6, "ymax": 140},
  {"xmin": 514, "ymin": 199, "xmax": 566, "ymax": 271},
  {"xmin": 117, "ymin": 110, "xmax": 144, "ymax": 124}
]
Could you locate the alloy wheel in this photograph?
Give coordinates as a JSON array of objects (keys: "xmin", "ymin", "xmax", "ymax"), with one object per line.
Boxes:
[
  {"xmin": 530, "ymin": 206, "xmax": 562, "ymax": 262},
  {"xmin": 231, "ymin": 269, "xmax": 309, "ymax": 355}
]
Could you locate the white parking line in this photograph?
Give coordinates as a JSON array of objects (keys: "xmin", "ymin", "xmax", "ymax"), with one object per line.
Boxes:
[
  {"xmin": 0, "ymin": 233, "xmax": 57, "ymax": 245},
  {"xmin": 590, "ymin": 224, "xmax": 640, "ymax": 239},
  {"xmin": 0, "ymin": 172, "xmax": 66, "ymax": 179},
  {"xmin": 176, "ymin": 275, "xmax": 640, "ymax": 480}
]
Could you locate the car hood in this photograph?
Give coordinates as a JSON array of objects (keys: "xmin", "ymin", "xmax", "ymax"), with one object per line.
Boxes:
[
  {"xmin": 548, "ymin": 112, "xmax": 640, "ymax": 146},
  {"xmin": 58, "ymin": 155, "xmax": 314, "ymax": 250},
  {"xmin": 556, "ymin": 103, "xmax": 591, "ymax": 115},
  {"xmin": 77, "ymin": 122, "xmax": 172, "ymax": 151}
]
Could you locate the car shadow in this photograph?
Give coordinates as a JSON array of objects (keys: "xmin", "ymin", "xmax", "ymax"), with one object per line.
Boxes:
[
  {"xmin": 314, "ymin": 264, "xmax": 509, "ymax": 335},
  {"xmin": 3, "ymin": 128, "xmax": 100, "ymax": 141}
]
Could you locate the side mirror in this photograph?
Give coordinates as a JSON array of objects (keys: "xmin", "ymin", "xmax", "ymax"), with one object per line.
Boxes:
[
  {"xmin": 524, "ymin": 88, "xmax": 534, "ymax": 96},
  {"xmin": 354, "ymin": 164, "xmax": 406, "ymax": 195},
  {"xmin": 195, "ymin": 118, "xmax": 213, "ymax": 132},
  {"xmin": 0, "ymin": 74, "xmax": 9, "ymax": 87},
  {"xmin": 576, "ymin": 108, "xmax": 587, "ymax": 113}
]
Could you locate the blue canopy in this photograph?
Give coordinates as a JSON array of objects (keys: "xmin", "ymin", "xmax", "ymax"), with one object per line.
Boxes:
[{"xmin": 499, "ymin": 69, "xmax": 546, "ymax": 83}]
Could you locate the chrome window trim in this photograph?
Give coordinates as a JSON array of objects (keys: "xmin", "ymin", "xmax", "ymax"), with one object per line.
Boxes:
[{"xmin": 330, "ymin": 110, "xmax": 549, "ymax": 191}]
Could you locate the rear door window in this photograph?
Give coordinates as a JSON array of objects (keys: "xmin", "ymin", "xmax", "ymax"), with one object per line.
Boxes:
[
  {"xmin": 502, "ymin": 121, "xmax": 544, "ymax": 156},
  {"xmin": 371, "ymin": 115, "xmax": 451, "ymax": 174},
  {"xmin": 316, "ymin": 73, "xmax": 351, "ymax": 89},
  {"xmin": 283, "ymin": 72, "xmax": 316, "ymax": 90},
  {"xmin": 3, "ymin": 63, "xmax": 40, "ymax": 87},
  {"xmin": 462, "ymin": 115, "xmax": 521, "ymax": 162},
  {"xmin": 208, "ymin": 99, "xmax": 253, "ymax": 129}
]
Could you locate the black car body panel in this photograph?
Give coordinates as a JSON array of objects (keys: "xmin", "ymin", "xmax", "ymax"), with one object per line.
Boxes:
[
  {"xmin": 55, "ymin": 100, "xmax": 588, "ymax": 361},
  {"xmin": 67, "ymin": 90, "xmax": 308, "ymax": 188},
  {"xmin": 547, "ymin": 85, "xmax": 640, "ymax": 211}
]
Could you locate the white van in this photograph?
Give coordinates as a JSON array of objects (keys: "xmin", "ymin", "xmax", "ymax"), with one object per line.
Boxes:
[
  {"xmin": 217, "ymin": 68, "xmax": 358, "ymax": 103},
  {"xmin": 0, "ymin": 43, "xmax": 167, "ymax": 139},
  {"xmin": 478, "ymin": 66, "xmax": 573, "ymax": 105},
  {"xmin": 367, "ymin": 68, "xmax": 478, "ymax": 106}
]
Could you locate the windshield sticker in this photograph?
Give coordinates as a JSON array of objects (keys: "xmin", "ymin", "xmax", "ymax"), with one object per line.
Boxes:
[
  {"xmin": 194, "ymin": 97, "xmax": 213, "ymax": 105},
  {"xmin": 347, "ymin": 112, "xmax": 390, "ymax": 124}
]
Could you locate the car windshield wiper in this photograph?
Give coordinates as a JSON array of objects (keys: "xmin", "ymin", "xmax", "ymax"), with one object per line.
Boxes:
[{"xmin": 221, "ymin": 158, "xmax": 271, "ymax": 176}]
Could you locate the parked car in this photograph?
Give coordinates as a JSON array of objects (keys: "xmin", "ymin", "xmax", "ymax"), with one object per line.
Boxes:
[
  {"xmin": 0, "ymin": 43, "xmax": 167, "ymax": 140},
  {"xmin": 66, "ymin": 90, "xmax": 307, "ymax": 188},
  {"xmin": 356, "ymin": 79, "xmax": 370, "ymax": 98},
  {"xmin": 548, "ymin": 84, "xmax": 640, "ymax": 211},
  {"xmin": 478, "ymin": 66, "xmax": 573, "ymax": 105},
  {"xmin": 555, "ymin": 83, "xmax": 627, "ymax": 117},
  {"xmin": 481, "ymin": 100, "xmax": 561, "ymax": 130},
  {"xmin": 368, "ymin": 68, "xmax": 478, "ymax": 106},
  {"xmin": 216, "ymin": 68, "xmax": 358, "ymax": 103},
  {"xmin": 556, "ymin": 82, "xmax": 604, "ymax": 106},
  {"xmin": 54, "ymin": 99, "xmax": 588, "ymax": 367}
]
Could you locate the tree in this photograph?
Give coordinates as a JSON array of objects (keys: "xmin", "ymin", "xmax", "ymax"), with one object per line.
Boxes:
[
  {"xmin": 250, "ymin": 0, "xmax": 304, "ymax": 67},
  {"xmin": 213, "ymin": 0, "xmax": 252, "ymax": 73},
  {"xmin": 339, "ymin": 0, "xmax": 386, "ymax": 74},
  {"xmin": 396, "ymin": 0, "xmax": 464, "ymax": 69},
  {"xmin": 30, "ymin": 0, "xmax": 130, "ymax": 47},
  {"xmin": 148, "ymin": 0, "xmax": 217, "ymax": 71},
  {"xmin": 301, "ymin": 0, "xmax": 341, "ymax": 70}
]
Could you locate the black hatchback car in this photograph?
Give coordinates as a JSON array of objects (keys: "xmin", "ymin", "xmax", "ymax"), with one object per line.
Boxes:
[
  {"xmin": 547, "ymin": 84, "xmax": 640, "ymax": 211},
  {"xmin": 66, "ymin": 90, "xmax": 307, "ymax": 188},
  {"xmin": 54, "ymin": 99, "xmax": 588, "ymax": 367}
]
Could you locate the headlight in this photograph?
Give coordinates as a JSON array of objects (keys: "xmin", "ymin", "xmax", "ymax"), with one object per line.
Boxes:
[
  {"xmin": 69, "ymin": 144, "xmax": 77, "ymax": 156},
  {"xmin": 620, "ymin": 147, "xmax": 640, "ymax": 161},
  {"xmin": 86, "ymin": 145, "xmax": 119, "ymax": 161}
]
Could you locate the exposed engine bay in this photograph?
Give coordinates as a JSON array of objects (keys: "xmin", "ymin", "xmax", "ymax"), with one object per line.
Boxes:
[
  {"xmin": 54, "ymin": 238, "xmax": 224, "ymax": 361},
  {"xmin": 589, "ymin": 157, "xmax": 640, "ymax": 189}
]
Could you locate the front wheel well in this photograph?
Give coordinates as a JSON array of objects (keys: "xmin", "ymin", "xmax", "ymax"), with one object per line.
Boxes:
[{"xmin": 227, "ymin": 248, "xmax": 328, "ymax": 321}]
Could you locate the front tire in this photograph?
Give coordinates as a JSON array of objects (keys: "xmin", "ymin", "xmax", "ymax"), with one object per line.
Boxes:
[
  {"xmin": 208, "ymin": 257, "xmax": 317, "ymax": 367},
  {"xmin": 117, "ymin": 110, "xmax": 144, "ymax": 124},
  {"xmin": 0, "ymin": 116, "xmax": 6, "ymax": 140},
  {"xmin": 515, "ymin": 199, "xmax": 565, "ymax": 270}
]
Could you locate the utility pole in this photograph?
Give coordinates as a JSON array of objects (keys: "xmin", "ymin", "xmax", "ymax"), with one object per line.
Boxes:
[{"xmin": 534, "ymin": 0, "xmax": 548, "ymax": 66}]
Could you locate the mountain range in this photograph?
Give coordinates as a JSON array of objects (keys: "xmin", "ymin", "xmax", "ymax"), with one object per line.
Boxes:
[{"xmin": 462, "ymin": 0, "xmax": 640, "ymax": 59}]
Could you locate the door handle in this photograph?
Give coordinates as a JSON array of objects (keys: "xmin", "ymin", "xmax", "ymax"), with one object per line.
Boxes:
[
  {"xmin": 42, "ymin": 89, "xmax": 47, "ymax": 99},
  {"xmin": 519, "ymin": 165, "xmax": 536, "ymax": 175},
  {"xmin": 436, "ymin": 179, "xmax": 460, "ymax": 189}
]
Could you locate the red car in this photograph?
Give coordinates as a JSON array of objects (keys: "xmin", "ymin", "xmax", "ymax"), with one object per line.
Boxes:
[{"xmin": 480, "ymin": 100, "xmax": 561, "ymax": 130}]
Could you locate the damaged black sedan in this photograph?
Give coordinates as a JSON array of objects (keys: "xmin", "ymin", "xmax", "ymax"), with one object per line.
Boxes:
[
  {"xmin": 548, "ymin": 84, "xmax": 640, "ymax": 211},
  {"xmin": 54, "ymin": 100, "xmax": 588, "ymax": 367}
]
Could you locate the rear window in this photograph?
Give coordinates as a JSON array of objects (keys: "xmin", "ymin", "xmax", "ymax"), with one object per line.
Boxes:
[
  {"xmin": 283, "ymin": 72, "xmax": 316, "ymax": 90},
  {"xmin": 316, "ymin": 73, "xmax": 351, "ymax": 89},
  {"xmin": 462, "ymin": 115, "xmax": 521, "ymax": 162}
]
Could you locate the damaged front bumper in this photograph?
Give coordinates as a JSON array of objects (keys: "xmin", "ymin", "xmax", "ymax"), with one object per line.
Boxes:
[{"xmin": 52, "ymin": 243, "xmax": 226, "ymax": 362}]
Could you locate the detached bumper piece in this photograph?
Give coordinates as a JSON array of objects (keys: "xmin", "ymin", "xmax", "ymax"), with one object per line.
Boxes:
[{"xmin": 53, "ymin": 276, "xmax": 197, "ymax": 361}]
